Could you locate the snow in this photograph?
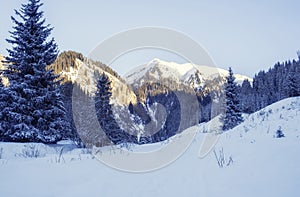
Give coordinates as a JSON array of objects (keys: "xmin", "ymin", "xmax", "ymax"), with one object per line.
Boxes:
[
  {"xmin": 0, "ymin": 97, "xmax": 299, "ymax": 196},
  {"xmin": 67, "ymin": 58, "xmax": 137, "ymax": 106},
  {"xmin": 60, "ymin": 61, "xmax": 79, "ymax": 82},
  {"xmin": 125, "ymin": 58, "xmax": 252, "ymax": 85}
]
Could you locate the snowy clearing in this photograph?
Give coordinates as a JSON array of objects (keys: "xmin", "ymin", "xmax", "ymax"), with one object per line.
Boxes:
[{"xmin": 0, "ymin": 97, "xmax": 299, "ymax": 197}]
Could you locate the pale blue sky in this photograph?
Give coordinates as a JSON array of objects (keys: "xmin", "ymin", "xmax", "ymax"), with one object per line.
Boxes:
[{"xmin": 1, "ymin": 0, "xmax": 300, "ymax": 77}]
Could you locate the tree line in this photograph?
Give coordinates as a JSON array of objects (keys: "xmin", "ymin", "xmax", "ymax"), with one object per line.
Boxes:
[{"xmin": 239, "ymin": 56, "xmax": 300, "ymax": 113}]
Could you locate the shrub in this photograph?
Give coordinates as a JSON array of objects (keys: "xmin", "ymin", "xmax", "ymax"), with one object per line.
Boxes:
[{"xmin": 276, "ymin": 127, "xmax": 285, "ymax": 138}]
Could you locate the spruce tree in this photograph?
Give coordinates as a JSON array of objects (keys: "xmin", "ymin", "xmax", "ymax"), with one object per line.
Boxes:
[
  {"xmin": 1, "ymin": 0, "xmax": 70, "ymax": 143},
  {"xmin": 240, "ymin": 79, "xmax": 254, "ymax": 113},
  {"xmin": 0, "ymin": 78, "xmax": 10, "ymax": 140},
  {"xmin": 0, "ymin": 78, "xmax": 3, "ymax": 140},
  {"xmin": 222, "ymin": 67, "xmax": 243, "ymax": 131},
  {"xmin": 95, "ymin": 73, "xmax": 129, "ymax": 144},
  {"xmin": 285, "ymin": 69, "xmax": 299, "ymax": 97}
]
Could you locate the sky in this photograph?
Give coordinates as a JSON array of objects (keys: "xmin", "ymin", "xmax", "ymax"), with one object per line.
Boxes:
[{"xmin": 0, "ymin": 0, "xmax": 300, "ymax": 77}]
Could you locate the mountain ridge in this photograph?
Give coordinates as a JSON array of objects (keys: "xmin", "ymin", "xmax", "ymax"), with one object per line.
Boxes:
[{"xmin": 125, "ymin": 58, "xmax": 252, "ymax": 89}]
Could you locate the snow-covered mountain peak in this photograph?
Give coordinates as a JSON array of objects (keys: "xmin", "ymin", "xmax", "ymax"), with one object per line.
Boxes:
[
  {"xmin": 146, "ymin": 58, "xmax": 195, "ymax": 76},
  {"xmin": 147, "ymin": 58, "xmax": 161, "ymax": 65},
  {"xmin": 125, "ymin": 58, "xmax": 252, "ymax": 88}
]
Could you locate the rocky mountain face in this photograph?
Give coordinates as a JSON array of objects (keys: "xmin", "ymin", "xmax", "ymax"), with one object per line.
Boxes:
[
  {"xmin": 125, "ymin": 58, "xmax": 251, "ymax": 97},
  {"xmin": 49, "ymin": 53, "xmax": 197, "ymax": 145},
  {"xmin": 124, "ymin": 58, "xmax": 251, "ymax": 123},
  {"xmin": 51, "ymin": 51, "xmax": 137, "ymax": 106},
  {"xmin": 50, "ymin": 51, "xmax": 139, "ymax": 146},
  {"xmin": 0, "ymin": 54, "xmax": 4, "ymax": 67}
]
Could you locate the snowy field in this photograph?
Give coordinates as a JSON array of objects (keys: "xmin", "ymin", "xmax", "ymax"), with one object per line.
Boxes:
[{"xmin": 0, "ymin": 97, "xmax": 299, "ymax": 197}]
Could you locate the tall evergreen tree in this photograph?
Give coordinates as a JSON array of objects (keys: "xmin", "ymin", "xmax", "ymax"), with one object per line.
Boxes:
[
  {"xmin": 240, "ymin": 79, "xmax": 254, "ymax": 113},
  {"xmin": 284, "ymin": 67, "xmax": 299, "ymax": 97},
  {"xmin": 0, "ymin": 78, "xmax": 3, "ymax": 140},
  {"xmin": 0, "ymin": 78, "xmax": 10, "ymax": 140},
  {"xmin": 0, "ymin": 0, "xmax": 70, "ymax": 143},
  {"xmin": 95, "ymin": 73, "xmax": 129, "ymax": 144},
  {"xmin": 222, "ymin": 67, "xmax": 243, "ymax": 131}
]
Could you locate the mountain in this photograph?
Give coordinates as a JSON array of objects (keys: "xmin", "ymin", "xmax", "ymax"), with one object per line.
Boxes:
[
  {"xmin": 1, "ymin": 51, "xmax": 254, "ymax": 145},
  {"xmin": 50, "ymin": 51, "xmax": 141, "ymax": 146},
  {"xmin": 125, "ymin": 58, "xmax": 252, "ymax": 92},
  {"xmin": 49, "ymin": 53, "xmax": 253, "ymax": 145},
  {"xmin": 0, "ymin": 54, "xmax": 4, "ymax": 66},
  {"xmin": 3, "ymin": 52, "xmax": 251, "ymax": 107},
  {"xmin": 123, "ymin": 58, "xmax": 252, "ymax": 126},
  {"xmin": 0, "ymin": 54, "xmax": 4, "ymax": 73},
  {"xmin": 51, "ymin": 51, "xmax": 137, "ymax": 106}
]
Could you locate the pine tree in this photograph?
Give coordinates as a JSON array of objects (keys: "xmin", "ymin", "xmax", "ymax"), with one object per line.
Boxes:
[
  {"xmin": 94, "ymin": 73, "xmax": 130, "ymax": 144},
  {"xmin": 0, "ymin": 78, "xmax": 3, "ymax": 140},
  {"xmin": 285, "ymin": 69, "xmax": 299, "ymax": 97},
  {"xmin": 276, "ymin": 127, "xmax": 285, "ymax": 138},
  {"xmin": 0, "ymin": 78, "xmax": 10, "ymax": 140},
  {"xmin": 240, "ymin": 79, "xmax": 254, "ymax": 113},
  {"xmin": 1, "ymin": 0, "xmax": 70, "ymax": 143},
  {"xmin": 222, "ymin": 67, "xmax": 243, "ymax": 131}
]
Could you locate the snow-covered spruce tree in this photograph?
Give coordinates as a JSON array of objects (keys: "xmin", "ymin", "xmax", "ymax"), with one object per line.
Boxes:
[
  {"xmin": 285, "ymin": 69, "xmax": 299, "ymax": 97},
  {"xmin": 240, "ymin": 79, "xmax": 255, "ymax": 113},
  {"xmin": 276, "ymin": 127, "xmax": 285, "ymax": 138},
  {"xmin": 1, "ymin": 0, "xmax": 70, "ymax": 143},
  {"xmin": 221, "ymin": 67, "xmax": 243, "ymax": 131},
  {"xmin": 0, "ymin": 78, "xmax": 3, "ymax": 132},
  {"xmin": 0, "ymin": 77, "xmax": 10, "ymax": 141},
  {"xmin": 94, "ymin": 73, "xmax": 131, "ymax": 144}
]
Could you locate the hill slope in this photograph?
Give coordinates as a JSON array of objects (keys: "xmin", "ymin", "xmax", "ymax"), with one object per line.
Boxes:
[
  {"xmin": 51, "ymin": 51, "xmax": 137, "ymax": 106},
  {"xmin": 0, "ymin": 97, "xmax": 299, "ymax": 197}
]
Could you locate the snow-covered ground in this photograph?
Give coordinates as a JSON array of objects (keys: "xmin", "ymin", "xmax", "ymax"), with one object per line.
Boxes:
[{"xmin": 0, "ymin": 97, "xmax": 299, "ymax": 197}]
